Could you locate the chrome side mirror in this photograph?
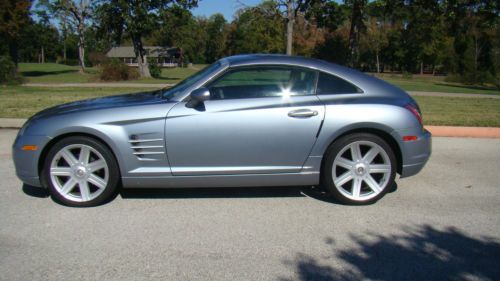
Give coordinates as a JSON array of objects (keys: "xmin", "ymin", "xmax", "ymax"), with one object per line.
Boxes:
[{"xmin": 187, "ymin": 87, "xmax": 210, "ymax": 108}]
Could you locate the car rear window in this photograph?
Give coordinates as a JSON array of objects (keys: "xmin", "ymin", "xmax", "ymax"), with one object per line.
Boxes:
[{"xmin": 316, "ymin": 72, "xmax": 362, "ymax": 95}]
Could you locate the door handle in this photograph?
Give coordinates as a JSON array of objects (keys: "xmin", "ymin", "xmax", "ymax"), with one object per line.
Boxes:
[{"xmin": 288, "ymin": 109, "xmax": 318, "ymax": 118}]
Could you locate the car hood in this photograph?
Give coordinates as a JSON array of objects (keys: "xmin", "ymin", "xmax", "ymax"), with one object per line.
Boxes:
[{"xmin": 32, "ymin": 90, "xmax": 167, "ymax": 120}]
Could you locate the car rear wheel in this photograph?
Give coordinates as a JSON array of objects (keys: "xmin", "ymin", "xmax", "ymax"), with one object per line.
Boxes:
[
  {"xmin": 43, "ymin": 136, "xmax": 119, "ymax": 207},
  {"xmin": 322, "ymin": 133, "xmax": 396, "ymax": 205}
]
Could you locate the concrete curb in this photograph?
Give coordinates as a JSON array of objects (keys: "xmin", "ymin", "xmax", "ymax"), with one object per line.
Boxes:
[
  {"xmin": 1, "ymin": 118, "xmax": 499, "ymax": 139},
  {"xmin": 0, "ymin": 118, "xmax": 26, "ymax": 129},
  {"xmin": 425, "ymin": 126, "xmax": 500, "ymax": 139}
]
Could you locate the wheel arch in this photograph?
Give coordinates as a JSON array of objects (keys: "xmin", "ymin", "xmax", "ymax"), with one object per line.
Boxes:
[
  {"xmin": 38, "ymin": 131, "xmax": 122, "ymax": 181},
  {"xmin": 320, "ymin": 127, "xmax": 403, "ymax": 176}
]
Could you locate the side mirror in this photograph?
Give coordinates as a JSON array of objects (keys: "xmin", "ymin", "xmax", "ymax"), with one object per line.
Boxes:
[{"xmin": 187, "ymin": 87, "xmax": 210, "ymax": 108}]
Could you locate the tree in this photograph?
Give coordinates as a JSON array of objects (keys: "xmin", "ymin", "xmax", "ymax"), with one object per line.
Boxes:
[
  {"xmin": 39, "ymin": 0, "xmax": 92, "ymax": 73},
  {"xmin": 345, "ymin": 0, "xmax": 367, "ymax": 67},
  {"xmin": 97, "ymin": 0, "xmax": 198, "ymax": 78},
  {"xmin": 152, "ymin": 5, "xmax": 207, "ymax": 64},
  {"xmin": 205, "ymin": 14, "xmax": 227, "ymax": 62},
  {"xmin": 0, "ymin": 0, "xmax": 32, "ymax": 67},
  {"xmin": 360, "ymin": 17, "xmax": 388, "ymax": 72},
  {"xmin": 229, "ymin": 2, "xmax": 285, "ymax": 54}
]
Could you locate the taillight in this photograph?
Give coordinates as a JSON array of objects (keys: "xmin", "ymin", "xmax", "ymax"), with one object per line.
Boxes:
[{"xmin": 405, "ymin": 104, "xmax": 423, "ymax": 126}]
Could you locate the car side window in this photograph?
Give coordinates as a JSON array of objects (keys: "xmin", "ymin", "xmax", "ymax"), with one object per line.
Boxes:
[
  {"xmin": 316, "ymin": 72, "xmax": 362, "ymax": 95},
  {"xmin": 206, "ymin": 66, "xmax": 316, "ymax": 100}
]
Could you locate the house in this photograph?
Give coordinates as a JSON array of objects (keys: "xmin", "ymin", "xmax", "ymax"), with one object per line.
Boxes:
[{"xmin": 106, "ymin": 46, "xmax": 181, "ymax": 67}]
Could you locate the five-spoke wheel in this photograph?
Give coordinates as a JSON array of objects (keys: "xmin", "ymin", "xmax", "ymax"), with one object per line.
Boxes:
[
  {"xmin": 43, "ymin": 136, "xmax": 119, "ymax": 207},
  {"xmin": 323, "ymin": 133, "xmax": 396, "ymax": 204}
]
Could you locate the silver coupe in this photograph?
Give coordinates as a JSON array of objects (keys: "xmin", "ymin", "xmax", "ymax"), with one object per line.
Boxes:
[{"xmin": 13, "ymin": 55, "xmax": 431, "ymax": 206}]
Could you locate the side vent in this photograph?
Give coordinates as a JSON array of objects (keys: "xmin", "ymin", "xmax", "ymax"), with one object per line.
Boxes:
[{"xmin": 128, "ymin": 135, "xmax": 166, "ymax": 161}]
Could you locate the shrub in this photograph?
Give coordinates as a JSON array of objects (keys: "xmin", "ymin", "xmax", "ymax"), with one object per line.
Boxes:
[
  {"xmin": 99, "ymin": 59, "xmax": 139, "ymax": 81},
  {"xmin": 0, "ymin": 56, "xmax": 23, "ymax": 85},
  {"xmin": 148, "ymin": 59, "xmax": 161, "ymax": 78}
]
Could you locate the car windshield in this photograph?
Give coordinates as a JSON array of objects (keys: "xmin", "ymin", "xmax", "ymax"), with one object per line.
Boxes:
[{"xmin": 162, "ymin": 62, "xmax": 222, "ymax": 100}]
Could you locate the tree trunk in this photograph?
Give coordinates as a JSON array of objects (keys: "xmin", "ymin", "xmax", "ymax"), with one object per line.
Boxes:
[
  {"xmin": 132, "ymin": 35, "xmax": 151, "ymax": 78},
  {"xmin": 420, "ymin": 61, "xmax": 424, "ymax": 75},
  {"xmin": 9, "ymin": 42, "xmax": 18, "ymax": 69},
  {"xmin": 286, "ymin": 0, "xmax": 294, "ymax": 56},
  {"xmin": 77, "ymin": 20, "xmax": 86, "ymax": 74},
  {"xmin": 348, "ymin": 0, "xmax": 363, "ymax": 68},
  {"xmin": 376, "ymin": 49, "xmax": 380, "ymax": 73},
  {"xmin": 41, "ymin": 46, "xmax": 45, "ymax": 64},
  {"xmin": 63, "ymin": 40, "xmax": 67, "ymax": 61}
]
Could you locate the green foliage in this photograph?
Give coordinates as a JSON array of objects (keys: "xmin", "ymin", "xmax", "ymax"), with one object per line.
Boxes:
[
  {"xmin": 147, "ymin": 59, "xmax": 161, "ymax": 78},
  {"xmin": 0, "ymin": 0, "xmax": 32, "ymax": 65},
  {"xmin": 7, "ymin": 0, "xmax": 498, "ymax": 89},
  {"xmin": 152, "ymin": 5, "xmax": 207, "ymax": 64},
  {"xmin": 205, "ymin": 14, "xmax": 227, "ymax": 62},
  {"xmin": 0, "ymin": 56, "xmax": 23, "ymax": 84},
  {"xmin": 229, "ymin": 1, "xmax": 285, "ymax": 54},
  {"xmin": 99, "ymin": 59, "xmax": 139, "ymax": 81}
]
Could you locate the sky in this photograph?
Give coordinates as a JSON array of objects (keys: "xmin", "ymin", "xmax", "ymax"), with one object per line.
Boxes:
[{"xmin": 191, "ymin": 0, "xmax": 263, "ymax": 21}]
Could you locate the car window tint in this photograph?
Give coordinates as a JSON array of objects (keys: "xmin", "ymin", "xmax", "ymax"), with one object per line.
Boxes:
[
  {"xmin": 207, "ymin": 67, "xmax": 316, "ymax": 100},
  {"xmin": 317, "ymin": 72, "xmax": 362, "ymax": 95}
]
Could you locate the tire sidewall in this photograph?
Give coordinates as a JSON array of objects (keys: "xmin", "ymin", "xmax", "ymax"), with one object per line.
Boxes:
[
  {"xmin": 42, "ymin": 136, "xmax": 120, "ymax": 207},
  {"xmin": 322, "ymin": 133, "xmax": 397, "ymax": 205}
]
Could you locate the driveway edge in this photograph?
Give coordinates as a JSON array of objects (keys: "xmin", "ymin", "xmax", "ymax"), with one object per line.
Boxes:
[
  {"xmin": 425, "ymin": 125, "xmax": 500, "ymax": 139},
  {"xmin": 1, "ymin": 118, "xmax": 499, "ymax": 138}
]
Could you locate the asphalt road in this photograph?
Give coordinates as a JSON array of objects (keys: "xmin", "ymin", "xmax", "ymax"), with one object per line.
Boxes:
[{"xmin": 1, "ymin": 129, "xmax": 499, "ymax": 281}]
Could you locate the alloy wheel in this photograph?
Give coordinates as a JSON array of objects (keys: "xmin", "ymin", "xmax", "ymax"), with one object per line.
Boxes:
[
  {"xmin": 49, "ymin": 144, "xmax": 109, "ymax": 202},
  {"xmin": 332, "ymin": 140, "xmax": 391, "ymax": 201}
]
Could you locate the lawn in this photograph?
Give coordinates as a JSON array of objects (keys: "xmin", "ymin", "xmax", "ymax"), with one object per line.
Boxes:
[
  {"xmin": 414, "ymin": 96, "xmax": 500, "ymax": 127},
  {"xmin": 1, "ymin": 85, "xmax": 499, "ymax": 127},
  {"xmin": 0, "ymin": 86, "xmax": 160, "ymax": 118},
  {"xmin": 382, "ymin": 76, "xmax": 499, "ymax": 95},
  {"xmin": 18, "ymin": 63, "xmax": 97, "ymax": 83},
  {"xmin": 18, "ymin": 63, "xmax": 205, "ymax": 85}
]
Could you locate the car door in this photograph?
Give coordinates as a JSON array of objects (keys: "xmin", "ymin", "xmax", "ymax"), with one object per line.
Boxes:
[{"xmin": 165, "ymin": 65, "xmax": 325, "ymax": 176}]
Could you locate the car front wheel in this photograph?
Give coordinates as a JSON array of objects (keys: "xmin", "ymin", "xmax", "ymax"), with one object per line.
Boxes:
[
  {"xmin": 323, "ymin": 133, "xmax": 397, "ymax": 205},
  {"xmin": 42, "ymin": 136, "xmax": 119, "ymax": 207}
]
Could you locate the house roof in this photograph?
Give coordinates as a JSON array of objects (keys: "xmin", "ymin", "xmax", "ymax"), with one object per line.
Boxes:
[{"xmin": 106, "ymin": 46, "xmax": 179, "ymax": 58}]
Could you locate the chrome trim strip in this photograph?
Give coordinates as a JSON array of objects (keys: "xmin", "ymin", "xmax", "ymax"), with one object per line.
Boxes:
[
  {"xmin": 132, "ymin": 151, "xmax": 165, "ymax": 155},
  {"xmin": 128, "ymin": 138, "xmax": 164, "ymax": 143},
  {"xmin": 131, "ymin": 145, "xmax": 164, "ymax": 149}
]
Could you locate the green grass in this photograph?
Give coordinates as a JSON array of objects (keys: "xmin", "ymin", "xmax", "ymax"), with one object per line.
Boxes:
[
  {"xmin": 0, "ymin": 86, "xmax": 160, "ymax": 118},
  {"xmin": 18, "ymin": 63, "xmax": 204, "ymax": 84},
  {"xmin": 18, "ymin": 63, "xmax": 98, "ymax": 83},
  {"xmin": 415, "ymin": 96, "xmax": 500, "ymax": 127},
  {"xmin": 376, "ymin": 75, "xmax": 499, "ymax": 95}
]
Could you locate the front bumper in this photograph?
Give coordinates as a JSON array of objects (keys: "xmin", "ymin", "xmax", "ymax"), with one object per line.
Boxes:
[
  {"xmin": 12, "ymin": 134, "xmax": 51, "ymax": 187},
  {"xmin": 392, "ymin": 128, "xmax": 432, "ymax": 178}
]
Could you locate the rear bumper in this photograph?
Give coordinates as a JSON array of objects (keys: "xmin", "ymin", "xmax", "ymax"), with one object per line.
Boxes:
[{"xmin": 392, "ymin": 128, "xmax": 432, "ymax": 178}]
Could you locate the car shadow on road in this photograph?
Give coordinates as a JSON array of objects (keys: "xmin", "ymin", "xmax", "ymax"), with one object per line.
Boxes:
[
  {"xmin": 281, "ymin": 224, "xmax": 500, "ymax": 281},
  {"xmin": 22, "ymin": 183, "xmax": 398, "ymax": 204},
  {"xmin": 22, "ymin": 184, "xmax": 49, "ymax": 198},
  {"xmin": 120, "ymin": 186, "xmax": 314, "ymax": 199}
]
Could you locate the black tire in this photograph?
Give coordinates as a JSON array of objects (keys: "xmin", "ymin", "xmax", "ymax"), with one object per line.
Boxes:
[
  {"xmin": 322, "ymin": 133, "xmax": 397, "ymax": 205},
  {"xmin": 42, "ymin": 136, "xmax": 120, "ymax": 207}
]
